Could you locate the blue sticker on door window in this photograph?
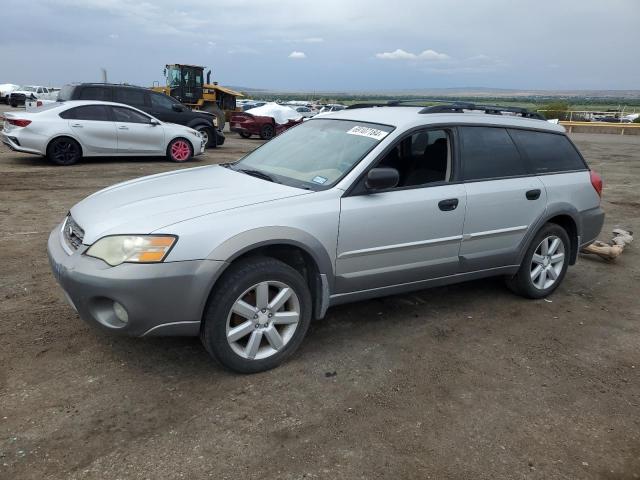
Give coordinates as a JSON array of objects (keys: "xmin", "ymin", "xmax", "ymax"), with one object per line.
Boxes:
[{"xmin": 312, "ymin": 176, "xmax": 328, "ymax": 184}]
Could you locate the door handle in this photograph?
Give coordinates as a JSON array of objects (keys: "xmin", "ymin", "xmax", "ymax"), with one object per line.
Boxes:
[
  {"xmin": 118, "ymin": 126, "xmax": 129, "ymax": 130},
  {"xmin": 438, "ymin": 198, "xmax": 459, "ymax": 211},
  {"xmin": 526, "ymin": 189, "xmax": 541, "ymax": 200},
  {"xmin": 71, "ymin": 123, "xmax": 83, "ymax": 128}
]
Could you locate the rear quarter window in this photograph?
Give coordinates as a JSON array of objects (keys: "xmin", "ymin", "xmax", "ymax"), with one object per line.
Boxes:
[
  {"xmin": 459, "ymin": 126, "xmax": 527, "ymax": 180},
  {"xmin": 114, "ymin": 88, "xmax": 147, "ymax": 107},
  {"xmin": 509, "ymin": 129, "xmax": 586, "ymax": 174},
  {"xmin": 78, "ymin": 86, "xmax": 112, "ymax": 101}
]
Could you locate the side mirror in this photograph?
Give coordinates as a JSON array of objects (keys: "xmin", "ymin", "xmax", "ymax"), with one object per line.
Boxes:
[
  {"xmin": 149, "ymin": 119, "xmax": 161, "ymax": 126},
  {"xmin": 172, "ymin": 104, "xmax": 184, "ymax": 112},
  {"xmin": 365, "ymin": 168, "xmax": 399, "ymax": 191}
]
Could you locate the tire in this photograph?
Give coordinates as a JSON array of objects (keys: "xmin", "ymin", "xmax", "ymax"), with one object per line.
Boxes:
[
  {"xmin": 200, "ymin": 256, "xmax": 312, "ymax": 373},
  {"xmin": 506, "ymin": 223, "xmax": 570, "ymax": 299},
  {"xmin": 202, "ymin": 103, "xmax": 225, "ymax": 131},
  {"xmin": 239, "ymin": 131, "xmax": 251, "ymax": 139},
  {"xmin": 10, "ymin": 101, "xmax": 17, "ymax": 108},
  {"xmin": 196, "ymin": 125, "xmax": 215, "ymax": 148},
  {"xmin": 167, "ymin": 138, "xmax": 193, "ymax": 162},
  {"xmin": 259, "ymin": 123, "xmax": 275, "ymax": 140},
  {"xmin": 46, "ymin": 137, "xmax": 82, "ymax": 166}
]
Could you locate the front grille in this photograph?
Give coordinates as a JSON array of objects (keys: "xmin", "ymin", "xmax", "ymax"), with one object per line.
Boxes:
[{"xmin": 63, "ymin": 215, "xmax": 85, "ymax": 251}]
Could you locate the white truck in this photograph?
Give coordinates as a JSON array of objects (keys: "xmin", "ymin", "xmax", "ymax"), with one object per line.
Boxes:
[
  {"xmin": 0, "ymin": 84, "xmax": 20, "ymax": 104},
  {"xmin": 9, "ymin": 86, "xmax": 58, "ymax": 109}
]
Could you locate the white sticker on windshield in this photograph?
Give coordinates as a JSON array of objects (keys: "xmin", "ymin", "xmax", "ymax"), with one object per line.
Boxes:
[
  {"xmin": 312, "ymin": 175, "xmax": 328, "ymax": 184},
  {"xmin": 346, "ymin": 126, "xmax": 389, "ymax": 141}
]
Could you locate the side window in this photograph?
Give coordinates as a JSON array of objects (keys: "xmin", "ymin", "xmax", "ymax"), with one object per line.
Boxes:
[
  {"xmin": 42, "ymin": 88, "xmax": 49, "ymax": 94},
  {"xmin": 459, "ymin": 126, "xmax": 526, "ymax": 180},
  {"xmin": 150, "ymin": 93, "xmax": 176, "ymax": 110},
  {"xmin": 509, "ymin": 129, "xmax": 586, "ymax": 173},
  {"xmin": 113, "ymin": 88, "xmax": 146, "ymax": 107},
  {"xmin": 78, "ymin": 87, "xmax": 111, "ymax": 101},
  {"xmin": 112, "ymin": 106, "xmax": 151, "ymax": 124},
  {"xmin": 59, "ymin": 105, "xmax": 111, "ymax": 121},
  {"xmin": 36, "ymin": 87, "xmax": 43, "ymax": 94},
  {"xmin": 376, "ymin": 129, "xmax": 451, "ymax": 188}
]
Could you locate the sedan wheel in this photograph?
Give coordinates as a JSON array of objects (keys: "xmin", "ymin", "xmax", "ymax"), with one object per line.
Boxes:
[
  {"xmin": 167, "ymin": 138, "xmax": 193, "ymax": 162},
  {"xmin": 259, "ymin": 124, "xmax": 275, "ymax": 140},
  {"xmin": 47, "ymin": 137, "xmax": 82, "ymax": 166}
]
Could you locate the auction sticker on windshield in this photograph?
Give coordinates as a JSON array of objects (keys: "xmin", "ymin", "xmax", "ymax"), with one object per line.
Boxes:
[{"xmin": 346, "ymin": 126, "xmax": 389, "ymax": 141}]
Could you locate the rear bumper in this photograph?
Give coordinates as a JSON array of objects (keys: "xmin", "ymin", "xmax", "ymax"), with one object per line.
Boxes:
[
  {"xmin": 1, "ymin": 131, "xmax": 41, "ymax": 155},
  {"xmin": 47, "ymin": 224, "xmax": 226, "ymax": 337},
  {"xmin": 580, "ymin": 206, "xmax": 605, "ymax": 247}
]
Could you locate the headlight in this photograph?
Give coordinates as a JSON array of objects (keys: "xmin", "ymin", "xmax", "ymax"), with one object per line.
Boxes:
[{"xmin": 85, "ymin": 235, "xmax": 177, "ymax": 266}]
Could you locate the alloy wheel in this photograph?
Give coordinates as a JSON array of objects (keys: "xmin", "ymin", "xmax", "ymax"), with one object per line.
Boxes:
[
  {"xmin": 53, "ymin": 140, "xmax": 79, "ymax": 164},
  {"xmin": 170, "ymin": 140, "xmax": 191, "ymax": 161},
  {"xmin": 530, "ymin": 235, "xmax": 565, "ymax": 290},
  {"xmin": 226, "ymin": 281, "xmax": 300, "ymax": 360}
]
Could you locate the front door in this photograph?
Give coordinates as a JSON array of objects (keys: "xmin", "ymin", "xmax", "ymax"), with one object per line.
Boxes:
[
  {"xmin": 336, "ymin": 128, "xmax": 466, "ymax": 294},
  {"xmin": 111, "ymin": 106, "xmax": 165, "ymax": 154}
]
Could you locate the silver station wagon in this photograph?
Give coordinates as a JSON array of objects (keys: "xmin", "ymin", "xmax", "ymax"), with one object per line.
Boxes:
[{"xmin": 47, "ymin": 102, "xmax": 605, "ymax": 373}]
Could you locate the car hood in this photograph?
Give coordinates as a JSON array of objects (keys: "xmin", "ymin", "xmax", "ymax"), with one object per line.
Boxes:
[
  {"xmin": 11, "ymin": 90, "xmax": 36, "ymax": 96},
  {"xmin": 71, "ymin": 165, "xmax": 311, "ymax": 244}
]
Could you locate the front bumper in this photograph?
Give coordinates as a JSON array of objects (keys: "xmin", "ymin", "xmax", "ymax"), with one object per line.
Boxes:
[{"xmin": 47, "ymin": 224, "xmax": 226, "ymax": 337}]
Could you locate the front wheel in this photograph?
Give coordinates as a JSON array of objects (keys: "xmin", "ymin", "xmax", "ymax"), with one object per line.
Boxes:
[
  {"xmin": 196, "ymin": 125, "xmax": 215, "ymax": 148},
  {"xmin": 167, "ymin": 138, "xmax": 193, "ymax": 162},
  {"xmin": 239, "ymin": 131, "xmax": 252, "ymax": 139},
  {"xmin": 506, "ymin": 223, "xmax": 570, "ymax": 299},
  {"xmin": 200, "ymin": 257, "xmax": 312, "ymax": 373},
  {"xmin": 47, "ymin": 137, "xmax": 82, "ymax": 166}
]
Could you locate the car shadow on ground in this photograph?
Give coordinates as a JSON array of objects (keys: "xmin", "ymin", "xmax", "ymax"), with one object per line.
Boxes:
[{"xmin": 98, "ymin": 276, "xmax": 514, "ymax": 377}]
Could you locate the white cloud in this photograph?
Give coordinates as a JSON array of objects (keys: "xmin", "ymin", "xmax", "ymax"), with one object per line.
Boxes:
[
  {"xmin": 288, "ymin": 51, "xmax": 307, "ymax": 59},
  {"xmin": 376, "ymin": 48, "xmax": 449, "ymax": 61}
]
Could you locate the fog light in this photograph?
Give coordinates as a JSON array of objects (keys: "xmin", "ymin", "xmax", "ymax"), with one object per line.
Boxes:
[{"xmin": 113, "ymin": 301, "xmax": 129, "ymax": 325}]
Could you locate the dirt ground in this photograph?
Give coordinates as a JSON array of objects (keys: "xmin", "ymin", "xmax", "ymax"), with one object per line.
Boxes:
[{"xmin": 1, "ymin": 105, "xmax": 639, "ymax": 479}]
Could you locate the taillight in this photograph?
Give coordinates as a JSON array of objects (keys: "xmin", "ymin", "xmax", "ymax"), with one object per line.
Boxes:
[
  {"xmin": 36, "ymin": 101, "xmax": 43, "ymax": 107},
  {"xmin": 7, "ymin": 119, "xmax": 31, "ymax": 127},
  {"xmin": 590, "ymin": 170, "xmax": 603, "ymax": 198}
]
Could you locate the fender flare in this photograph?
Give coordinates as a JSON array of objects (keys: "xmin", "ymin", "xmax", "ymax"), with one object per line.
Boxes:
[{"xmin": 516, "ymin": 203, "xmax": 581, "ymax": 266}]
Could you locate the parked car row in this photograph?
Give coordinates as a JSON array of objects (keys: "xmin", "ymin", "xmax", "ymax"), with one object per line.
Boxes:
[{"xmin": 2, "ymin": 85, "xmax": 59, "ymax": 106}]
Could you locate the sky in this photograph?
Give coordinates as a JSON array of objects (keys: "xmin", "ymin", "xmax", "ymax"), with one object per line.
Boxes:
[{"xmin": 1, "ymin": 0, "xmax": 639, "ymax": 92}]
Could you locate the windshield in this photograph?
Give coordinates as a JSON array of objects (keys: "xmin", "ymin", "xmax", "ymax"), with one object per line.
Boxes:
[
  {"xmin": 21, "ymin": 86, "xmax": 36, "ymax": 92},
  {"xmin": 233, "ymin": 119, "xmax": 393, "ymax": 189},
  {"xmin": 167, "ymin": 66, "xmax": 181, "ymax": 87}
]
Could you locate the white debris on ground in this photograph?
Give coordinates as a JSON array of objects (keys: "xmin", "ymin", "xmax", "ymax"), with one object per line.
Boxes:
[
  {"xmin": 245, "ymin": 102, "xmax": 302, "ymax": 124},
  {"xmin": 581, "ymin": 227, "xmax": 634, "ymax": 260}
]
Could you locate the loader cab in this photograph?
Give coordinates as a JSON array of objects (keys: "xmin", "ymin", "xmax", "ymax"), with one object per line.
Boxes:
[{"xmin": 165, "ymin": 64, "xmax": 204, "ymax": 105}]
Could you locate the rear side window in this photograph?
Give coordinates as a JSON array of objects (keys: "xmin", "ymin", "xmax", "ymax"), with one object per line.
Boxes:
[
  {"xmin": 459, "ymin": 126, "xmax": 526, "ymax": 180},
  {"xmin": 509, "ymin": 129, "xmax": 586, "ymax": 173},
  {"xmin": 112, "ymin": 106, "xmax": 151, "ymax": 124},
  {"xmin": 59, "ymin": 105, "xmax": 111, "ymax": 121},
  {"xmin": 78, "ymin": 86, "xmax": 111, "ymax": 101},
  {"xmin": 114, "ymin": 88, "xmax": 146, "ymax": 107}
]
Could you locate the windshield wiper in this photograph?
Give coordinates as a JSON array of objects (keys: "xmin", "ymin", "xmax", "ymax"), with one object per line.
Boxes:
[{"xmin": 238, "ymin": 168, "xmax": 278, "ymax": 183}]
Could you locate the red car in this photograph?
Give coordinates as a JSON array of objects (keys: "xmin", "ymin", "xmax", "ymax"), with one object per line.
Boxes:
[{"xmin": 230, "ymin": 112, "xmax": 302, "ymax": 140}]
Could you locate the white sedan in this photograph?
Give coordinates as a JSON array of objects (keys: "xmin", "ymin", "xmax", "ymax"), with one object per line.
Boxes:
[{"xmin": 1, "ymin": 100, "xmax": 205, "ymax": 165}]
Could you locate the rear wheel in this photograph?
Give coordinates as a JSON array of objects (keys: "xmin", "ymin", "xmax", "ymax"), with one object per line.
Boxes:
[
  {"xmin": 202, "ymin": 103, "xmax": 225, "ymax": 131},
  {"xmin": 167, "ymin": 138, "xmax": 193, "ymax": 163},
  {"xmin": 200, "ymin": 257, "xmax": 312, "ymax": 373},
  {"xmin": 506, "ymin": 223, "xmax": 570, "ymax": 299},
  {"xmin": 259, "ymin": 123, "xmax": 275, "ymax": 140},
  {"xmin": 47, "ymin": 137, "xmax": 82, "ymax": 166}
]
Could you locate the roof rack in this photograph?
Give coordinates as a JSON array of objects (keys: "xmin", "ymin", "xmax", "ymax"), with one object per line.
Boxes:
[{"xmin": 346, "ymin": 100, "xmax": 545, "ymax": 120}]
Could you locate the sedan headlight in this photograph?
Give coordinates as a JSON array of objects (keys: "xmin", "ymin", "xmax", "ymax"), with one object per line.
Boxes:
[{"xmin": 85, "ymin": 235, "xmax": 177, "ymax": 266}]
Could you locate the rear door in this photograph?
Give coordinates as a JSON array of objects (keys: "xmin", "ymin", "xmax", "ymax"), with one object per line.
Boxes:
[
  {"xmin": 111, "ymin": 106, "xmax": 165, "ymax": 154},
  {"xmin": 458, "ymin": 126, "xmax": 547, "ymax": 271},
  {"xmin": 60, "ymin": 105, "xmax": 117, "ymax": 155}
]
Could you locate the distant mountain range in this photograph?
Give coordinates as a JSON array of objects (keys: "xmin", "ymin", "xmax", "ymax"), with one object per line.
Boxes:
[{"xmin": 228, "ymin": 86, "xmax": 640, "ymax": 99}]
